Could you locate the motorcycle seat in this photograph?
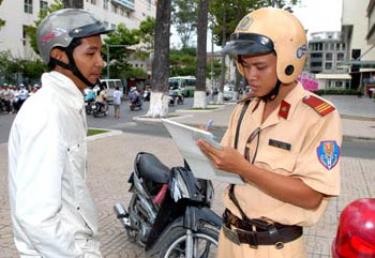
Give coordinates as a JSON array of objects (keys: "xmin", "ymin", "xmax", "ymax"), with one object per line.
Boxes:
[{"xmin": 136, "ymin": 152, "xmax": 170, "ymax": 184}]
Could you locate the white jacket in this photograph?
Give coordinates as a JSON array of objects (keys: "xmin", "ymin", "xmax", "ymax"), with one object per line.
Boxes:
[{"xmin": 8, "ymin": 72, "xmax": 101, "ymax": 258}]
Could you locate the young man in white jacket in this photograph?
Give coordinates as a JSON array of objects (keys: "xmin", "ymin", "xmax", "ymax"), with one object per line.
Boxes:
[{"xmin": 8, "ymin": 9, "xmax": 113, "ymax": 258}]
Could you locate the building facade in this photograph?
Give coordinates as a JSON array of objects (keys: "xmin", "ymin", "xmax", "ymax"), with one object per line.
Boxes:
[
  {"xmin": 0, "ymin": 0, "xmax": 156, "ymax": 60},
  {"xmin": 307, "ymin": 31, "xmax": 347, "ymax": 74},
  {"xmin": 306, "ymin": 31, "xmax": 350, "ymax": 89}
]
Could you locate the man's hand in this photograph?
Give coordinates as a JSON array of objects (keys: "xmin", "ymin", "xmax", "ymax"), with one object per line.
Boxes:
[{"xmin": 196, "ymin": 139, "xmax": 250, "ymax": 176}]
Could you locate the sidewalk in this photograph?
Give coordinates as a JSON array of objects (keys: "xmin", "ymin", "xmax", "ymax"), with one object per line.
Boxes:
[{"xmin": 0, "ymin": 96, "xmax": 374, "ymax": 257}]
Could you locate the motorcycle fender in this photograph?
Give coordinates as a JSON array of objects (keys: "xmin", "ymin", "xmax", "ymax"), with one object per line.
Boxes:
[{"xmin": 184, "ymin": 206, "xmax": 222, "ymax": 231}]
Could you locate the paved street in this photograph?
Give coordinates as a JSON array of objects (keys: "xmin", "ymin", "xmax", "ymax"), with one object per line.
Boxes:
[{"xmin": 0, "ymin": 95, "xmax": 374, "ymax": 257}]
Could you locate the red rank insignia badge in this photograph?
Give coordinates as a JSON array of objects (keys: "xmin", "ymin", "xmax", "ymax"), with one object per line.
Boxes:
[
  {"xmin": 279, "ymin": 100, "xmax": 290, "ymax": 119},
  {"xmin": 303, "ymin": 95, "xmax": 335, "ymax": 116}
]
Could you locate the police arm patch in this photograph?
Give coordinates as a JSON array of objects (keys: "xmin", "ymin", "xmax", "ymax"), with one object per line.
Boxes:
[{"xmin": 316, "ymin": 140, "xmax": 340, "ymax": 170}]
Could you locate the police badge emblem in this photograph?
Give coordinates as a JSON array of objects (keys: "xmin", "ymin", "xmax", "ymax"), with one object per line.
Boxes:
[{"xmin": 317, "ymin": 141, "xmax": 340, "ymax": 170}]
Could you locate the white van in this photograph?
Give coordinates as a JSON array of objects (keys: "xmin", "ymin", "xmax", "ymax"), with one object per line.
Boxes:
[{"xmin": 100, "ymin": 79, "xmax": 124, "ymax": 103}]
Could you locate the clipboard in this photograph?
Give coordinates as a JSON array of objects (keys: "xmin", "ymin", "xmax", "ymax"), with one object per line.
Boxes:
[{"xmin": 162, "ymin": 119, "xmax": 244, "ymax": 184}]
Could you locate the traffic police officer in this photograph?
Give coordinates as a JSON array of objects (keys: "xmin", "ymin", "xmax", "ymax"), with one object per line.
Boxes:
[{"xmin": 197, "ymin": 7, "xmax": 342, "ymax": 258}]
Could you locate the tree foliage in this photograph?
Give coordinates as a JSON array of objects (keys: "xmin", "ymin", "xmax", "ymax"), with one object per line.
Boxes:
[
  {"xmin": 0, "ymin": 0, "xmax": 5, "ymax": 29},
  {"xmin": 209, "ymin": 0, "xmax": 300, "ymax": 46},
  {"xmin": 169, "ymin": 47, "xmax": 221, "ymax": 78},
  {"xmin": 25, "ymin": 0, "xmax": 64, "ymax": 54},
  {"xmin": 172, "ymin": 0, "xmax": 198, "ymax": 48},
  {"xmin": 102, "ymin": 23, "xmax": 140, "ymax": 79},
  {"xmin": 138, "ymin": 16, "xmax": 155, "ymax": 50},
  {"xmin": 0, "ymin": 51, "xmax": 47, "ymax": 84}
]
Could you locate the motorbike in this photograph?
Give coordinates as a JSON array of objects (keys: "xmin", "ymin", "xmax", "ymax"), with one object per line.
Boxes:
[
  {"xmin": 143, "ymin": 89, "xmax": 151, "ymax": 102},
  {"xmin": 114, "ymin": 152, "xmax": 222, "ymax": 258},
  {"xmin": 168, "ymin": 90, "xmax": 184, "ymax": 106},
  {"xmin": 129, "ymin": 91, "xmax": 142, "ymax": 111},
  {"xmin": 84, "ymin": 99, "xmax": 95, "ymax": 115},
  {"xmin": 92, "ymin": 101, "xmax": 108, "ymax": 117}
]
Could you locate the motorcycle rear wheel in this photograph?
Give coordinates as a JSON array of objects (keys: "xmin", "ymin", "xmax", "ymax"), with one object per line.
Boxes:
[{"xmin": 155, "ymin": 225, "xmax": 219, "ymax": 258}]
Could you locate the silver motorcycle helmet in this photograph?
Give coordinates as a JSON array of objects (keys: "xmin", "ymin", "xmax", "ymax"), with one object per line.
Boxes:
[{"xmin": 37, "ymin": 8, "xmax": 113, "ymax": 86}]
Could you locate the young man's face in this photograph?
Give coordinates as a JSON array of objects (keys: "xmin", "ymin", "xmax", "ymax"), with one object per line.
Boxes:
[
  {"xmin": 72, "ymin": 35, "xmax": 104, "ymax": 91},
  {"xmin": 239, "ymin": 53, "xmax": 278, "ymax": 97}
]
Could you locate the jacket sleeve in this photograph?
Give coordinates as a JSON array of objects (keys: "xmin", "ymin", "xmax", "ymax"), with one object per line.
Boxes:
[{"xmin": 13, "ymin": 113, "xmax": 83, "ymax": 257}]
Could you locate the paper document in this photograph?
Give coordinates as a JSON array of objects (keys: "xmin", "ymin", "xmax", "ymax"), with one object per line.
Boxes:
[{"xmin": 162, "ymin": 119, "xmax": 244, "ymax": 185}]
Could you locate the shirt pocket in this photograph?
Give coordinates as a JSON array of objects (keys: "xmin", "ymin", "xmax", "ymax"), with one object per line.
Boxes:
[{"xmin": 255, "ymin": 146, "xmax": 297, "ymax": 173}]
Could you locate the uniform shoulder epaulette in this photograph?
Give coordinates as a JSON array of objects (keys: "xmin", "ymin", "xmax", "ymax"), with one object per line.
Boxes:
[{"xmin": 302, "ymin": 95, "xmax": 335, "ymax": 116}]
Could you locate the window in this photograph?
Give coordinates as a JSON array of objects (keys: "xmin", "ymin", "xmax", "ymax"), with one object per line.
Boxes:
[
  {"xmin": 325, "ymin": 62, "xmax": 332, "ymax": 70},
  {"xmin": 24, "ymin": 0, "xmax": 33, "ymax": 14},
  {"xmin": 147, "ymin": 0, "xmax": 151, "ymax": 10},
  {"xmin": 335, "ymin": 81, "xmax": 343, "ymax": 88},
  {"xmin": 91, "ymin": 0, "xmax": 96, "ymax": 5},
  {"xmin": 40, "ymin": 0, "xmax": 48, "ymax": 14},
  {"xmin": 311, "ymin": 53, "xmax": 322, "ymax": 58},
  {"xmin": 311, "ymin": 62, "xmax": 322, "ymax": 67},
  {"xmin": 22, "ymin": 25, "xmax": 28, "ymax": 46},
  {"xmin": 337, "ymin": 53, "xmax": 345, "ymax": 61},
  {"xmin": 103, "ymin": 0, "xmax": 109, "ymax": 9},
  {"xmin": 326, "ymin": 53, "xmax": 333, "ymax": 60}
]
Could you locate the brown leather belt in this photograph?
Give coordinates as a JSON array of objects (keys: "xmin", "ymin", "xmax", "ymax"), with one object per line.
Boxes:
[{"xmin": 223, "ymin": 209, "xmax": 303, "ymax": 249}]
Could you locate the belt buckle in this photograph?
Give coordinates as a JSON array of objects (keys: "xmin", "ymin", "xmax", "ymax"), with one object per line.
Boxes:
[{"xmin": 223, "ymin": 225, "xmax": 240, "ymax": 245}]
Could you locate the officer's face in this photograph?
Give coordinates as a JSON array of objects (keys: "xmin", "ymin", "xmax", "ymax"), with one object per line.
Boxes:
[
  {"xmin": 239, "ymin": 53, "xmax": 278, "ymax": 97},
  {"xmin": 72, "ymin": 35, "xmax": 105, "ymax": 91}
]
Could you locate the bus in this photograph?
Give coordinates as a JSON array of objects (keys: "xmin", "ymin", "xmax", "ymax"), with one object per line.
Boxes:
[{"xmin": 168, "ymin": 76, "xmax": 196, "ymax": 97}]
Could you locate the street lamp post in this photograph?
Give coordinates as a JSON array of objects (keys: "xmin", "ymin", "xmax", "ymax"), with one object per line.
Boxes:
[{"xmin": 106, "ymin": 44, "xmax": 129, "ymax": 79}]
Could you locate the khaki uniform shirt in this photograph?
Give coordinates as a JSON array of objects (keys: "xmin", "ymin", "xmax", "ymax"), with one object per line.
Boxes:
[{"xmin": 221, "ymin": 82, "xmax": 342, "ymax": 227}]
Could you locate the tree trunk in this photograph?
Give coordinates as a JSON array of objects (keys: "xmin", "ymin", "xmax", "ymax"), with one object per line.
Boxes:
[
  {"xmin": 146, "ymin": 0, "xmax": 171, "ymax": 118},
  {"xmin": 217, "ymin": 4, "xmax": 226, "ymax": 105},
  {"xmin": 63, "ymin": 0, "xmax": 83, "ymax": 8},
  {"xmin": 194, "ymin": 0, "xmax": 209, "ymax": 108}
]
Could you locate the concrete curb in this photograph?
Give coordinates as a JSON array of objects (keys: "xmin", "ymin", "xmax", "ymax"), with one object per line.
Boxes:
[
  {"xmin": 341, "ymin": 114, "xmax": 375, "ymax": 122},
  {"xmin": 86, "ymin": 128, "xmax": 123, "ymax": 142}
]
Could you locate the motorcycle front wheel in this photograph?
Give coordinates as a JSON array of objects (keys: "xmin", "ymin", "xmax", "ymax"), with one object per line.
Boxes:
[{"xmin": 157, "ymin": 226, "xmax": 219, "ymax": 258}]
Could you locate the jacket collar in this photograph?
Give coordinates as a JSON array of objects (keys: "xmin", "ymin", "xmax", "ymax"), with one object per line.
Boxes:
[{"xmin": 41, "ymin": 71, "xmax": 84, "ymax": 109}]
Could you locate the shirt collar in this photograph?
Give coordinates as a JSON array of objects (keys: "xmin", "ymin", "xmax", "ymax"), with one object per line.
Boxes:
[
  {"xmin": 250, "ymin": 82, "xmax": 305, "ymax": 120},
  {"xmin": 281, "ymin": 82, "xmax": 305, "ymax": 120},
  {"xmin": 41, "ymin": 71, "xmax": 84, "ymax": 109}
]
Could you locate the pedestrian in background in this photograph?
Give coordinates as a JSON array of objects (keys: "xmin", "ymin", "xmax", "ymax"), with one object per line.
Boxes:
[
  {"xmin": 113, "ymin": 85, "xmax": 123, "ymax": 119},
  {"xmin": 198, "ymin": 7, "xmax": 342, "ymax": 258},
  {"xmin": 8, "ymin": 9, "xmax": 112, "ymax": 257}
]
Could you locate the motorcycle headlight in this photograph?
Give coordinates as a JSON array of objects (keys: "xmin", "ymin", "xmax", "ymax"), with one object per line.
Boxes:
[{"xmin": 170, "ymin": 171, "xmax": 191, "ymax": 202}]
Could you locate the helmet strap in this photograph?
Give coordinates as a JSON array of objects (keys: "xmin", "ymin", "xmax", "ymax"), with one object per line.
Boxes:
[
  {"xmin": 50, "ymin": 46, "xmax": 96, "ymax": 88},
  {"xmin": 65, "ymin": 47, "xmax": 96, "ymax": 88},
  {"xmin": 261, "ymin": 80, "xmax": 281, "ymax": 101}
]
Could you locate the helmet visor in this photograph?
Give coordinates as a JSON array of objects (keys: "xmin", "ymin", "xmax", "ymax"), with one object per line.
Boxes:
[
  {"xmin": 69, "ymin": 22, "xmax": 113, "ymax": 39},
  {"xmin": 224, "ymin": 33, "xmax": 274, "ymax": 58}
]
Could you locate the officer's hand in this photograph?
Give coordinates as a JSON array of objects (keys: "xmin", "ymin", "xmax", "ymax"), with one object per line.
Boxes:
[{"xmin": 197, "ymin": 139, "xmax": 250, "ymax": 176}]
